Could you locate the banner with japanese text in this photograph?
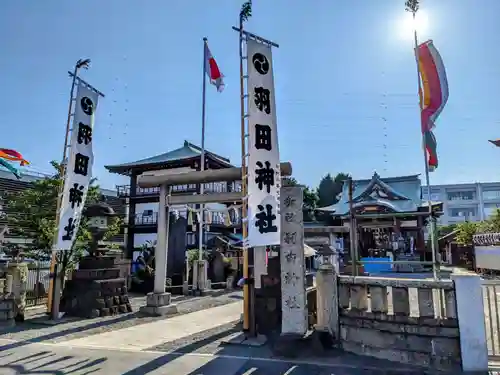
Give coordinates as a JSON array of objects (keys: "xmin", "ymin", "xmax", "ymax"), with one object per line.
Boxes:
[
  {"xmin": 246, "ymin": 39, "xmax": 281, "ymax": 247},
  {"xmin": 56, "ymin": 83, "xmax": 98, "ymax": 250}
]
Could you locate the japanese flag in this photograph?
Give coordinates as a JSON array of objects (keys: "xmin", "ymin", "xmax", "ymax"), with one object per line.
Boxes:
[{"xmin": 204, "ymin": 42, "xmax": 225, "ymax": 93}]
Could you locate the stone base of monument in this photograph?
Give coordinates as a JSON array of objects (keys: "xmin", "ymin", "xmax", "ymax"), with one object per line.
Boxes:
[
  {"xmin": 221, "ymin": 332, "xmax": 268, "ymax": 347},
  {"xmin": 139, "ymin": 292, "xmax": 178, "ymax": 316},
  {"xmin": 309, "ymin": 328, "xmax": 338, "ymax": 352},
  {"xmin": 60, "ymin": 256, "xmax": 132, "ymax": 319},
  {"xmin": 272, "ymin": 332, "xmax": 315, "ymax": 358},
  {"xmin": 272, "ymin": 331, "xmax": 341, "ymax": 358}
]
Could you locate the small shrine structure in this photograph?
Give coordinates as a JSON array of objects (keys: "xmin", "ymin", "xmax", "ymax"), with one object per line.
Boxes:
[{"xmin": 319, "ymin": 172, "xmax": 442, "ymax": 272}]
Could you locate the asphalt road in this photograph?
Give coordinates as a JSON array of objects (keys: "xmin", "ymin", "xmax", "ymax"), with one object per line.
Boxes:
[{"xmin": 0, "ymin": 338, "xmax": 431, "ymax": 375}]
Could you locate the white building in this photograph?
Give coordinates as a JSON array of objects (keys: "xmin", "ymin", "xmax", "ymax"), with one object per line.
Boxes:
[{"xmin": 422, "ymin": 182, "xmax": 500, "ymax": 225}]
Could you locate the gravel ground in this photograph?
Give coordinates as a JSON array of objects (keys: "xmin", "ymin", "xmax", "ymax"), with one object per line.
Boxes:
[{"xmin": 0, "ymin": 290, "xmax": 243, "ymax": 344}]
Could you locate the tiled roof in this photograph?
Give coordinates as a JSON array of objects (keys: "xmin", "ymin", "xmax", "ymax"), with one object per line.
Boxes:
[
  {"xmin": 321, "ymin": 172, "xmax": 423, "ymax": 215},
  {"xmin": 105, "ymin": 140, "xmax": 232, "ymax": 173}
]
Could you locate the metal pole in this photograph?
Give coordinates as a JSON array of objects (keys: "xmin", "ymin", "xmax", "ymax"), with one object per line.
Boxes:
[
  {"xmin": 239, "ymin": 17, "xmax": 251, "ymax": 334},
  {"xmin": 47, "ymin": 61, "xmax": 81, "ymax": 314},
  {"xmin": 348, "ymin": 178, "xmax": 357, "ymax": 276},
  {"xmin": 198, "ymin": 38, "xmax": 208, "ymax": 283},
  {"xmin": 411, "ymin": 13, "xmax": 438, "ymax": 281}
]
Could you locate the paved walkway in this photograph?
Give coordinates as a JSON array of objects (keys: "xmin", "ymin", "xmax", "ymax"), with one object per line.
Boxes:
[
  {"xmin": 0, "ymin": 296, "xmax": 470, "ymax": 374},
  {"xmin": 0, "ymin": 340, "xmax": 429, "ymax": 375},
  {"xmin": 55, "ymin": 301, "xmax": 243, "ymax": 351}
]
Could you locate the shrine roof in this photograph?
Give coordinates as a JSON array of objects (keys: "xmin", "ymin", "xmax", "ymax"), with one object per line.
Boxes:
[
  {"xmin": 318, "ymin": 172, "xmax": 424, "ymax": 215},
  {"xmin": 105, "ymin": 140, "xmax": 233, "ymax": 175}
]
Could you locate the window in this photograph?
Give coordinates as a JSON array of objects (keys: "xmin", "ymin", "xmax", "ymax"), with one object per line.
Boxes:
[
  {"xmin": 142, "ymin": 210, "xmax": 154, "ymax": 216},
  {"xmin": 422, "ymin": 188, "xmax": 441, "ymax": 201},
  {"xmin": 422, "ymin": 192, "xmax": 441, "ymax": 201},
  {"xmin": 447, "ymin": 191, "xmax": 475, "ymax": 201},
  {"xmin": 449, "ymin": 207, "xmax": 477, "ymax": 217},
  {"xmin": 482, "ymin": 190, "xmax": 500, "ymax": 200}
]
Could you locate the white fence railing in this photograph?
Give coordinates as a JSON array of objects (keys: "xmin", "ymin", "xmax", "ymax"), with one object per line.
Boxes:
[{"xmin": 482, "ymin": 278, "xmax": 500, "ymax": 359}]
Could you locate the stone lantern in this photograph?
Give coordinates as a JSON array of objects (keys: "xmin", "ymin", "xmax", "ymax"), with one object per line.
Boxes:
[
  {"xmin": 60, "ymin": 202, "xmax": 132, "ymax": 318},
  {"xmin": 83, "ymin": 202, "xmax": 115, "ymax": 256},
  {"xmin": 317, "ymin": 244, "xmax": 335, "ymax": 265}
]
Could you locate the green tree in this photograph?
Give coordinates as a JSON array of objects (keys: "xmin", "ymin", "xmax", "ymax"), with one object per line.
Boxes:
[
  {"xmin": 282, "ymin": 177, "xmax": 319, "ymax": 221},
  {"xmin": 454, "ymin": 209, "xmax": 500, "ymax": 246},
  {"xmin": 454, "ymin": 221, "xmax": 479, "ymax": 246},
  {"xmin": 316, "ymin": 173, "xmax": 350, "ymax": 222},
  {"xmin": 6, "ymin": 161, "xmax": 122, "ymax": 271},
  {"xmin": 481, "ymin": 208, "xmax": 500, "ymax": 233}
]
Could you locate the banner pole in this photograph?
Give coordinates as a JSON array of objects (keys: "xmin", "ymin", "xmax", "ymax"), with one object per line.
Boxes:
[
  {"xmin": 409, "ymin": 10, "xmax": 438, "ymax": 282},
  {"xmin": 238, "ymin": 16, "xmax": 251, "ymax": 334},
  {"xmin": 47, "ymin": 60, "xmax": 85, "ymax": 314}
]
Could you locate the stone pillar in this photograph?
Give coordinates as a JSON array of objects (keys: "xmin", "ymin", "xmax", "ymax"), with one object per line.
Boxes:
[
  {"xmin": 451, "ymin": 273, "xmax": 488, "ymax": 372},
  {"xmin": 193, "ymin": 260, "xmax": 207, "ymax": 293},
  {"xmin": 192, "ymin": 260, "xmax": 199, "ymax": 292},
  {"xmin": 329, "ymin": 233, "xmax": 339, "ymax": 274},
  {"xmin": 226, "ymin": 275, "xmax": 234, "ymax": 290},
  {"xmin": 140, "ymin": 183, "xmax": 177, "ymax": 316},
  {"xmin": 154, "ymin": 183, "xmax": 168, "ymax": 294},
  {"xmin": 315, "ymin": 261, "xmax": 338, "ymax": 342},
  {"xmin": 280, "ymin": 186, "xmax": 307, "ymax": 336},
  {"xmin": 6, "ymin": 263, "xmax": 27, "ymax": 321}
]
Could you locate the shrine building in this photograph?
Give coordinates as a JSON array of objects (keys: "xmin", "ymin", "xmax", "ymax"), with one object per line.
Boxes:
[
  {"xmin": 105, "ymin": 140, "xmax": 243, "ymax": 260},
  {"xmin": 318, "ymin": 172, "xmax": 443, "ymax": 273}
]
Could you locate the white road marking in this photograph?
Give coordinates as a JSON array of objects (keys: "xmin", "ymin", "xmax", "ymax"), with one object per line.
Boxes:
[{"xmin": 0, "ymin": 338, "xmax": 426, "ymax": 372}]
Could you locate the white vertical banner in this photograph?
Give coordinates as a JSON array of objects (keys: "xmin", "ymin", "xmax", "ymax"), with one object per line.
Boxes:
[
  {"xmin": 246, "ymin": 39, "xmax": 281, "ymax": 247},
  {"xmin": 56, "ymin": 83, "xmax": 98, "ymax": 250}
]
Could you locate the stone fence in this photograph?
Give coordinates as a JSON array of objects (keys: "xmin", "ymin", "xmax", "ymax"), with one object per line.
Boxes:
[
  {"xmin": 315, "ymin": 262, "xmax": 489, "ymax": 373},
  {"xmin": 338, "ymin": 276, "xmax": 459, "ymax": 371}
]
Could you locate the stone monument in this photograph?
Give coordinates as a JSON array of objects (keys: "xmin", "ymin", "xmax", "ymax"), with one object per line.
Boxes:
[
  {"xmin": 279, "ymin": 186, "xmax": 308, "ymax": 336},
  {"xmin": 59, "ymin": 203, "xmax": 132, "ymax": 318}
]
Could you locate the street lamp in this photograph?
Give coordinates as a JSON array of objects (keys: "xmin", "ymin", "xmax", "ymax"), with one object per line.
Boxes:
[{"xmin": 83, "ymin": 202, "xmax": 116, "ymax": 257}]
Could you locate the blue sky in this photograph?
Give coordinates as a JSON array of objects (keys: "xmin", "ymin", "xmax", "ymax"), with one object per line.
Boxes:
[{"xmin": 1, "ymin": 0, "xmax": 499, "ymax": 191}]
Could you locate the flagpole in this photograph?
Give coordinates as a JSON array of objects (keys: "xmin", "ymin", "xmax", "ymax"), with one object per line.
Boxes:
[
  {"xmin": 198, "ymin": 37, "xmax": 208, "ymax": 289},
  {"xmin": 407, "ymin": 2, "xmax": 438, "ymax": 281}
]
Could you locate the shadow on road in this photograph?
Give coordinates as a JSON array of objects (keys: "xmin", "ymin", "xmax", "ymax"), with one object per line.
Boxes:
[
  {"xmin": 117, "ymin": 322, "xmax": 433, "ymax": 375},
  {"xmin": 120, "ymin": 324, "xmax": 242, "ymax": 375},
  {"xmin": 0, "ymin": 349, "xmax": 107, "ymax": 374},
  {"xmin": 0, "ymin": 313, "xmax": 140, "ymax": 353}
]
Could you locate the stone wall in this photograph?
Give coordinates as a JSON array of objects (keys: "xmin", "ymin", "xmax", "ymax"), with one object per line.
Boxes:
[{"xmin": 338, "ymin": 276, "xmax": 460, "ymax": 372}]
